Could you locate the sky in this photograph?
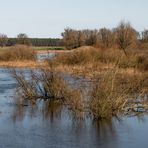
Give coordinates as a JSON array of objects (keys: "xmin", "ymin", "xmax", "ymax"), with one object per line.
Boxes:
[{"xmin": 0, "ymin": 0, "xmax": 148, "ymax": 38}]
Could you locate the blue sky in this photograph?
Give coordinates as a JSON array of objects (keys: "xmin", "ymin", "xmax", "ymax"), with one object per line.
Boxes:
[{"xmin": 0, "ymin": 0, "xmax": 148, "ymax": 38}]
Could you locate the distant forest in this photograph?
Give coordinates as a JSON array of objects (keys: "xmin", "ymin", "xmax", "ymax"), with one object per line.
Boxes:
[
  {"xmin": 6, "ymin": 38, "xmax": 63, "ymax": 47},
  {"xmin": 0, "ymin": 33, "xmax": 63, "ymax": 47}
]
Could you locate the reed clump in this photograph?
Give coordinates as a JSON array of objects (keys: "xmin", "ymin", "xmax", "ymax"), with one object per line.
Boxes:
[
  {"xmin": 89, "ymin": 69, "xmax": 127, "ymax": 120},
  {"xmin": 89, "ymin": 67, "xmax": 148, "ymax": 120},
  {"xmin": 12, "ymin": 68, "xmax": 83, "ymax": 118}
]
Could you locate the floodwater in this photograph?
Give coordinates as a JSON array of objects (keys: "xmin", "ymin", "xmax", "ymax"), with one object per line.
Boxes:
[
  {"xmin": 37, "ymin": 52, "xmax": 55, "ymax": 61},
  {"xmin": 0, "ymin": 68, "xmax": 148, "ymax": 148}
]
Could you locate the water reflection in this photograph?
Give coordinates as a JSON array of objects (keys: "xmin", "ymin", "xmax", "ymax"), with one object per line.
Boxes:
[
  {"xmin": 11, "ymin": 95, "xmax": 123, "ymax": 147},
  {"xmin": 12, "ymin": 98, "xmax": 64, "ymax": 123},
  {"xmin": 1, "ymin": 68, "xmax": 148, "ymax": 148}
]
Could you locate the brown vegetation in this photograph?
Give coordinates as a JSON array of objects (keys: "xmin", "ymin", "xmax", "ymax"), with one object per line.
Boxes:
[
  {"xmin": 89, "ymin": 69, "xmax": 127, "ymax": 119},
  {"xmin": 0, "ymin": 45, "xmax": 36, "ymax": 61},
  {"xmin": 45, "ymin": 45, "xmax": 148, "ymax": 119},
  {"xmin": 12, "ymin": 68, "xmax": 83, "ymax": 118},
  {"xmin": 114, "ymin": 21, "xmax": 138, "ymax": 55},
  {"xmin": 12, "ymin": 66, "xmax": 148, "ymax": 120},
  {"xmin": 61, "ymin": 21, "xmax": 141, "ymax": 53},
  {"xmin": 8, "ymin": 20, "xmax": 148, "ymax": 120},
  {"xmin": 53, "ymin": 46, "xmax": 148, "ymax": 71},
  {"xmin": 0, "ymin": 34, "xmax": 8, "ymax": 47}
]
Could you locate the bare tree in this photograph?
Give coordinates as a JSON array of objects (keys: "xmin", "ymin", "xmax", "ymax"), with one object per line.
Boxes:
[
  {"xmin": 97, "ymin": 28, "xmax": 114, "ymax": 48},
  {"xmin": 62, "ymin": 28, "xmax": 98, "ymax": 49},
  {"xmin": 141, "ymin": 29, "xmax": 148, "ymax": 42},
  {"xmin": 0, "ymin": 34, "xmax": 8, "ymax": 47},
  {"xmin": 84, "ymin": 30, "xmax": 98, "ymax": 46},
  {"xmin": 62, "ymin": 28, "xmax": 85, "ymax": 49},
  {"xmin": 114, "ymin": 21, "xmax": 138, "ymax": 55},
  {"xmin": 17, "ymin": 33, "xmax": 31, "ymax": 45},
  {"xmin": 62, "ymin": 28, "xmax": 76, "ymax": 49},
  {"xmin": 77, "ymin": 30, "xmax": 86, "ymax": 47}
]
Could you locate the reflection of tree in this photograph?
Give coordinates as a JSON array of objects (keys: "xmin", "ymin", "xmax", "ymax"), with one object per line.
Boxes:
[
  {"xmin": 12, "ymin": 98, "xmax": 63, "ymax": 123},
  {"xmin": 93, "ymin": 119, "xmax": 119, "ymax": 142},
  {"xmin": 42, "ymin": 99, "xmax": 63, "ymax": 122}
]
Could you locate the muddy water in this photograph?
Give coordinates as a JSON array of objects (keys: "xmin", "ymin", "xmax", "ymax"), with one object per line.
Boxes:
[{"xmin": 0, "ymin": 68, "xmax": 148, "ymax": 148}]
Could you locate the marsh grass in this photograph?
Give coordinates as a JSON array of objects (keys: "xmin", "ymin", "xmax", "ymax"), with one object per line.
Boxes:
[
  {"xmin": 89, "ymin": 66, "xmax": 148, "ymax": 120},
  {"xmin": 12, "ymin": 46, "xmax": 148, "ymax": 120},
  {"xmin": 89, "ymin": 68, "xmax": 128, "ymax": 119},
  {"xmin": 12, "ymin": 66, "xmax": 148, "ymax": 120},
  {"xmin": 12, "ymin": 67, "xmax": 84, "ymax": 118},
  {"xmin": 0, "ymin": 45, "xmax": 36, "ymax": 61},
  {"xmin": 53, "ymin": 46, "xmax": 148, "ymax": 71}
]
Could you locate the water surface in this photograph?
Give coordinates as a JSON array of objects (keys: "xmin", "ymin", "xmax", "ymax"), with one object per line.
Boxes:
[{"xmin": 0, "ymin": 68, "xmax": 148, "ymax": 148}]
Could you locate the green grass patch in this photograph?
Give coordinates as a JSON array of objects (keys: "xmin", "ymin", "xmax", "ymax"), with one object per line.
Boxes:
[{"xmin": 33, "ymin": 46, "xmax": 65, "ymax": 51}]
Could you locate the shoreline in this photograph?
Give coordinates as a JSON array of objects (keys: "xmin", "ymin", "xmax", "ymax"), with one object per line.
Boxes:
[
  {"xmin": 0, "ymin": 60, "xmax": 145, "ymax": 76},
  {"xmin": 36, "ymin": 50, "xmax": 71, "ymax": 54},
  {"xmin": 0, "ymin": 60, "xmax": 47, "ymax": 68}
]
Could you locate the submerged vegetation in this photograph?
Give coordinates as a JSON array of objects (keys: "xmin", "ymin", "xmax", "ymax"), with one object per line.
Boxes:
[
  {"xmin": 12, "ymin": 68, "xmax": 83, "ymax": 118},
  {"xmin": 12, "ymin": 62, "xmax": 148, "ymax": 120}
]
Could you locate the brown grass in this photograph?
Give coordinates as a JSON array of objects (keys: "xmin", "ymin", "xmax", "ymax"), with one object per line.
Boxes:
[
  {"xmin": 12, "ymin": 67, "xmax": 84, "ymax": 118},
  {"xmin": 89, "ymin": 69, "xmax": 127, "ymax": 119},
  {"xmin": 53, "ymin": 46, "xmax": 148, "ymax": 72},
  {"xmin": 0, "ymin": 45, "xmax": 36, "ymax": 61},
  {"xmin": 11, "ymin": 46, "xmax": 148, "ymax": 120},
  {"xmin": 89, "ymin": 67, "xmax": 148, "ymax": 120}
]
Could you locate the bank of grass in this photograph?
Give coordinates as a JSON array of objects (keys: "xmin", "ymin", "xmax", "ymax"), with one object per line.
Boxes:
[
  {"xmin": 53, "ymin": 46, "xmax": 148, "ymax": 71},
  {"xmin": 0, "ymin": 45, "xmax": 36, "ymax": 61}
]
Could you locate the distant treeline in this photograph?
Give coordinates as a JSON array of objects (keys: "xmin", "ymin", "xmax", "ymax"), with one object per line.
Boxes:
[
  {"xmin": 0, "ymin": 33, "xmax": 63, "ymax": 47},
  {"xmin": 62, "ymin": 21, "xmax": 148, "ymax": 52},
  {"xmin": 1, "ymin": 21, "xmax": 148, "ymax": 51},
  {"xmin": 6, "ymin": 38, "xmax": 62, "ymax": 46}
]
